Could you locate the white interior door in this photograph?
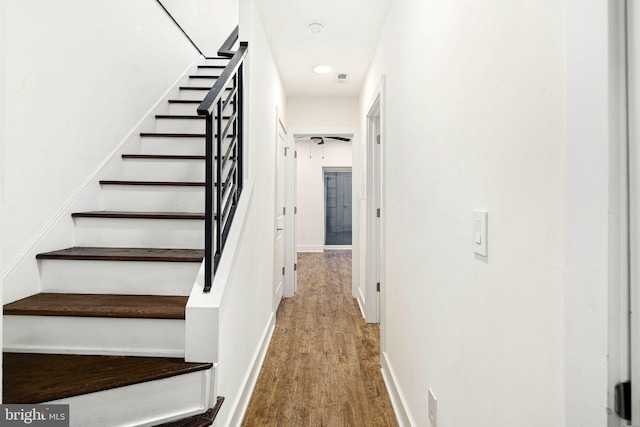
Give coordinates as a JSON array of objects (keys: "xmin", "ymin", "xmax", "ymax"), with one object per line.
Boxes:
[
  {"xmin": 365, "ymin": 106, "xmax": 381, "ymax": 324},
  {"xmin": 274, "ymin": 116, "xmax": 287, "ymax": 310}
]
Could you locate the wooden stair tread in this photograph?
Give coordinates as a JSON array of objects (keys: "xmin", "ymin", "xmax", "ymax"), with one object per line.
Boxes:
[
  {"xmin": 158, "ymin": 398, "xmax": 224, "ymax": 427},
  {"xmin": 3, "ymin": 352, "xmax": 212, "ymax": 403},
  {"xmin": 168, "ymin": 100, "xmax": 203, "ymax": 104},
  {"xmin": 179, "ymin": 87, "xmax": 232, "ymax": 91},
  {"xmin": 36, "ymin": 247, "xmax": 204, "ymax": 262},
  {"xmin": 140, "ymin": 132, "xmax": 205, "ymax": 137},
  {"xmin": 72, "ymin": 211, "xmax": 204, "ymax": 220},
  {"xmin": 100, "ymin": 180, "xmax": 204, "ymax": 187},
  {"xmin": 155, "ymin": 115, "xmax": 205, "ymax": 120},
  {"xmin": 4, "ymin": 293, "xmax": 188, "ymax": 319},
  {"xmin": 168, "ymin": 100, "xmax": 235, "ymax": 104},
  {"xmin": 154, "ymin": 115, "xmax": 231, "ymax": 120},
  {"xmin": 122, "ymin": 154, "xmax": 205, "ymax": 160},
  {"xmin": 189, "ymin": 75, "xmax": 220, "ymax": 79}
]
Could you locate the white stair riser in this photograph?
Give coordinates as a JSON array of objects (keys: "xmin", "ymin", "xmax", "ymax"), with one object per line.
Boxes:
[
  {"xmin": 4, "ymin": 316, "xmax": 185, "ymax": 357},
  {"xmin": 47, "ymin": 369, "xmax": 212, "ymax": 427},
  {"xmin": 40, "ymin": 259, "xmax": 201, "ymax": 295},
  {"xmin": 178, "ymin": 89, "xmax": 208, "ymax": 101},
  {"xmin": 187, "ymin": 77, "xmax": 218, "ymax": 87},
  {"xmin": 74, "ymin": 217, "xmax": 204, "ymax": 249},
  {"xmin": 101, "ymin": 186, "xmax": 204, "ymax": 212},
  {"xmin": 155, "ymin": 117, "xmax": 232, "ymax": 134},
  {"xmin": 123, "ymin": 158, "xmax": 206, "ymax": 181},
  {"xmin": 156, "ymin": 118, "xmax": 205, "ymax": 133},
  {"xmin": 195, "ymin": 66, "xmax": 225, "ymax": 76},
  {"xmin": 169, "ymin": 102, "xmax": 202, "ymax": 115},
  {"xmin": 178, "ymin": 89, "xmax": 230, "ymax": 101},
  {"xmin": 141, "ymin": 136, "xmax": 204, "ymax": 155}
]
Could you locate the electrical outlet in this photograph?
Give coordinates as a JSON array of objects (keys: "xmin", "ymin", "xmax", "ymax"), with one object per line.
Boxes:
[{"xmin": 428, "ymin": 389, "xmax": 438, "ymax": 427}]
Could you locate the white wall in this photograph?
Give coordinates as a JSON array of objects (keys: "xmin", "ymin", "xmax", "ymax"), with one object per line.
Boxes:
[
  {"xmin": 160, "ymin": 0, "xmax": 239, "ymax": 57},
  {"xmin": 3, "ymin": 1, "xmax": 199, "ymax": 280},
  {"xmin": 214, "ymin": 0, "xmax": 287, "ymax": 425},
  {"xmin": 286, "ymin": 96, "xmax": 358, "ymax": 252},
  {"xmin": 287, "ymin": 96, "xmax": 359, "ymax": 128},
  {"xmin": 360, "ymin": 1, "xmax": 565, "ymax": 426}
]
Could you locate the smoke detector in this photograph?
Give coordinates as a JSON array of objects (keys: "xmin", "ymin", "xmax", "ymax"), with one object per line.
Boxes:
[{"xmin": 308, "ymin": 23, "xmax": 324, "ymax": 34}]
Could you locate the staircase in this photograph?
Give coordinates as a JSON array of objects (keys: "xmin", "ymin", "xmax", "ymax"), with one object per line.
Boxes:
[{"xmin": 3, "ymin": 57, "xmax": 230, "ymax": 426}]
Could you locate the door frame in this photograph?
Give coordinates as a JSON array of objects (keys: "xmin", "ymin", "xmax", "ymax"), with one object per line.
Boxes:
[
  {"xmin": 285, "ymin": 127, "xmax": 358, "ymax": 299},
  {"xmin": 364, "ymin": 76, "xmax": 386, "ymax": 327}
]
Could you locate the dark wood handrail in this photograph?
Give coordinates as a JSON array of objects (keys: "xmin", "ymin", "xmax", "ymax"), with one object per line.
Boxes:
[
  {"xmin": 218, "ymin": 26, "xmax": 239, "ymax": 57},
  {"xmin": 197, "ymin": 43, "xmax": 247, "ymax": 116}
]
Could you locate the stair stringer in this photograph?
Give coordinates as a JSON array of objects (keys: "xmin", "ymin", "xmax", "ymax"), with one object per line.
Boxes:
[{"xmin": 2, "ymin": 54, "xmax": 206, "ymax": 305}]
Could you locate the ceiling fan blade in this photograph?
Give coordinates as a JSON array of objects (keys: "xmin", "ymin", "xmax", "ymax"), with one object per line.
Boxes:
[{"xmin": 326, "ymin": 136, "xmax": 351, "ymax": 142}]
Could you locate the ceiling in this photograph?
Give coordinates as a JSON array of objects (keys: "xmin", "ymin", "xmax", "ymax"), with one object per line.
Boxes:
[{"xmin": 254, "ymin": 0, "xmax": 393, "ymax": 97}]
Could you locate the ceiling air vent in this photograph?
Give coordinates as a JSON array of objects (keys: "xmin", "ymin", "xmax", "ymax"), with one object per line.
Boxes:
[{"xmin": 336, "ymin": 73, "xmax": 348, "ymax": 84}]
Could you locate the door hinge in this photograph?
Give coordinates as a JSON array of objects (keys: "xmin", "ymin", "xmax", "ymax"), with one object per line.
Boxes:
[
  {"xmin": 283, "ymin": 207, "xmax": 286, "ymax": 215},
  {"xmin": 615, "ymin": 381, "xmax": 631, "ymax": 421},
  {"xmin": 284, "ymin": 147, "xmax": 289, "ymax": 156},
  {"xmin": 295, "ymin": 206, "xmax": 298, "ymax": 214},
  {"xmin": 282, "ymin": 267, "xmax": 285, "ymax": 276},
  {"xmin": 376, "ymin": 135, "xmax": 381, "ymax": 145},
  {"xmin": 377, "ymin": 282, "xmax": 380, "ymax": 292},
  {"xmin": 294, "ymin": 263, "xmax": 297, "ymax": 271},
  {"xmin": 295, "ymin": 150, "xmax": 298, "ymax": 158},
  {"xmin": 377, "ymin": 208, "xmax": 381, "ymax": 218}
]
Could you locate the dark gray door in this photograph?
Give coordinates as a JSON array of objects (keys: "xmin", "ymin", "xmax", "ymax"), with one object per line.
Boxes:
[{"xmin": 325, "ymin": 171, "xmax": 352, "ymax": 245}]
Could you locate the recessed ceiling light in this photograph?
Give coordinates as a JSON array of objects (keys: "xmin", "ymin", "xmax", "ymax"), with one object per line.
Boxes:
[
  {"xmin": 308, "ymin": 23, "xmax": 324, "ymax": 34},
  {"xmin": 313, "ymin": 65, "xmax": 332, "ymax": 74}
]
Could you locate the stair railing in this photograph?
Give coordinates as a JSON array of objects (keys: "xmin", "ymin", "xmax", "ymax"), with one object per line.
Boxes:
[{"xmin": 198, "ymin": 28, "xmax": 247, "ymax": 293}]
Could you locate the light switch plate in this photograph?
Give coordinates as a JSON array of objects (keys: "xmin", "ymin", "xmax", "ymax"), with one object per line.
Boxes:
[{"xmin": 473, "ymin": 210, "xmax": 488, "ymax": 256}]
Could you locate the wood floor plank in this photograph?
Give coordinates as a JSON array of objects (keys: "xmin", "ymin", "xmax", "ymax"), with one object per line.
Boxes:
[
  {"xmin": 3, "ymin": 353, "xmax": 212, "ymax": 403},
  {"xmin": 241, "ymin": 251, "xmax": 398, "ymax": 427}
]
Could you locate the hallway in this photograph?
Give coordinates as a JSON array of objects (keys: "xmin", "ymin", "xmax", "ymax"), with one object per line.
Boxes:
[{"xmin": 242, "ymin": 251, "xmax": 397, "ymax": 426}]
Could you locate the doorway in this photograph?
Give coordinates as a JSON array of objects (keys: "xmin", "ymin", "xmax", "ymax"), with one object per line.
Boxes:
[
  {"xmin": 324, "ymin": 169, "xmax": 353, "ymax": 246},
  {"xmin": 364, "ymin": 79, "xmax": 384, "ymax": 326},
  {"xmin": 284, "ymin": 127, "xmax": 357, "ymax": 299}
]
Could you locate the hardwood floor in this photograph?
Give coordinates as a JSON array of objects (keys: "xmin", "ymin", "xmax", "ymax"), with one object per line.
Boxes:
[{"xmin": 242, "ymin": 251, "xmax": 398, "ymax": 427}]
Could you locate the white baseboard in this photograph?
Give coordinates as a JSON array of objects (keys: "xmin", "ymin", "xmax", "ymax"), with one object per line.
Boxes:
[
  {"xmin": 225, "ymin": 312, "xmax": 276, "ymax": 427},
  {"xmin": 381, "ymin": 351, "xmax": 416, "ymax": 427},
  {"xmin": 297, "ymin": 245, "xmax": 324, "ymax": 253}
]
